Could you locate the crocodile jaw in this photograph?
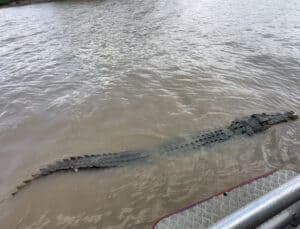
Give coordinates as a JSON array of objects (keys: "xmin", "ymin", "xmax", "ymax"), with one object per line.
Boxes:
[{"xmin": 229, "ymin": 111, "xmax": 298, "ymax": 135}]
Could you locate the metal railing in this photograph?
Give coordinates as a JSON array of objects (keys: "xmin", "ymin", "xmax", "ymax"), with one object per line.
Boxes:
[{"xmin": 210, "ymin": 175, "xmax": 300, "ymax": 229}]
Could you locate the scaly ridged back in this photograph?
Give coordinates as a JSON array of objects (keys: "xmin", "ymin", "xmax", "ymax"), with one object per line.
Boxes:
[{"xmin": 12, "ymin": 111, "xmax": 297, "ymax": 196}]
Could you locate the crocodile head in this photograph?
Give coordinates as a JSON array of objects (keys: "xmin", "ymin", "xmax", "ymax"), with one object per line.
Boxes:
[{"xmin": 229, "ymin": 111, "xmax": 298, "ymax": 135}]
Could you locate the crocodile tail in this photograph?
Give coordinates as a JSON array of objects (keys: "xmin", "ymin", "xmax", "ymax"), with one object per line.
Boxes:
[{"xmin": 12, "ymin": 151, "xmax": 149, "ymax": 196}]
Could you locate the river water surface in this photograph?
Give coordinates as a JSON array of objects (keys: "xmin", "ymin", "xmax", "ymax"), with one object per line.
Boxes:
[{"xmin": 0, "ymin": 0, "xmax": 300, "ymax": 228}]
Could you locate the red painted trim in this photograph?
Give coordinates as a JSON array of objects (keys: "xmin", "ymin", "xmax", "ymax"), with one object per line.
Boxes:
[{"xmin": 152, "ymin": 169, "xmax": 278, "ymax": 229}]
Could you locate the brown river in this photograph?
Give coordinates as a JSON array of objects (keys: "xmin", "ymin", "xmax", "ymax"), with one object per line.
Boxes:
[{"xmin": 0, "ymin": 0, "xmax": 300, "ymax": 228}]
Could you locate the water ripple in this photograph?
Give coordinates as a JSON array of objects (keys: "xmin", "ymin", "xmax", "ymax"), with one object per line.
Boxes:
[{"xmin": 0, "ymin": 0, "xmax": 300, "ymax": 228}]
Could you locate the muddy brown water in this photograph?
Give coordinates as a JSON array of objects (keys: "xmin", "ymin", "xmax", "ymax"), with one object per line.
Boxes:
[{"xmin": 0, "ymin": 0, "xmax": 300, "ymax": 228}]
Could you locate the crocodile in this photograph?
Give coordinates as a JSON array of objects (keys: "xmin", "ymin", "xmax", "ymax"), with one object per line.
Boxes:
[{"xmin": 12, "ymin": 111, "xmax": 298, "ymax": 195}]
